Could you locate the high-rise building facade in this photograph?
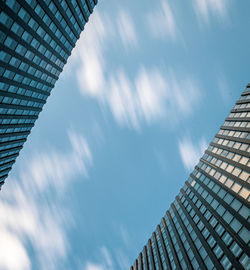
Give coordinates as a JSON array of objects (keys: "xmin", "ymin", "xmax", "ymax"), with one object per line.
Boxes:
[
  {"xmin": 0, "ymin": 0, "xmax": 98, "ymax": 188},
  {"xmin": 131, "ymin": 84, "xmax": 250, "ymax": 270}
]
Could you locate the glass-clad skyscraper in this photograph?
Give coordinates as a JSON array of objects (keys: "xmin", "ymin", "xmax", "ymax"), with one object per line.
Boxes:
[
  {"xmin": 0, "ymin": 0, "xmax": 97, "ymax": 188},
  {"xmin": 131, "ymin": 84, "xmax": 250, "ymax": 270}
]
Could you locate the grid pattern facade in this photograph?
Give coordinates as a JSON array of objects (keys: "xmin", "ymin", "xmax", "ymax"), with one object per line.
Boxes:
[
  {"xmin": 131, "ymin": 84, "xmax": 250, "ymax": 270},
  {"xmin": 0, "ymin": 0, "xmax": 97, "ymax": 188}
]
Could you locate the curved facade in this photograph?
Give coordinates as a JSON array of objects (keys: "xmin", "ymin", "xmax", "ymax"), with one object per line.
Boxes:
[
  {"xmin": 0, "ymin": 0, "xmax": 98, "ymax": 188},
  {"xmin": 131, "ymin": 84, "xmax": 250, "ymax": 270}
]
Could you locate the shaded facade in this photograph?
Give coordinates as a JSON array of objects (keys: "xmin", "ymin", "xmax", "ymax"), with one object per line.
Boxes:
[
  {"xmin": 0, "ymin": 0, "xmax": 97, "ymax": 188},
  {"xmin": 131, "ymin": 84, "xmax": 250, "ymax": 270}
]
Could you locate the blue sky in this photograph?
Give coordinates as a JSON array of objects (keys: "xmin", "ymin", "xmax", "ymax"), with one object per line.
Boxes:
[{"xmin": 0, "ymin": 0, "xmax": 250, "ymax": 269}]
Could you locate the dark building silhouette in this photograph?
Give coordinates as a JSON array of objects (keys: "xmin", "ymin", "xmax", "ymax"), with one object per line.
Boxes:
[
  {"xmin": 0, "ymin": 0, "xmax": 98, "ymax": 188},
  {"xmin": 131, "ymin": 84, "xmax": 250, "ymax": 270}
]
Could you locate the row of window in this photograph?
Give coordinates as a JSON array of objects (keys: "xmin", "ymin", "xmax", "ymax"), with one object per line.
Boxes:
[
  {"xmin": 213, "ymin": 137, "xmax": 250, "ymax": 154},
  {"xmin": 0, "ymin": 148, "xmax": 19, "ymax": 158},
  {"xmin": 159, "ymin": 222, "xmax": 176, "ymax": 269},
  {"xmin": 239, "ymin": 94, "xmax": 250, "ymax": 101},
  {"xmin": 146, "ymin": 241, "xmax": 153, "ymax": 270},
  {"xmin": 208, "ymin": 145, "xmax": 249, "ymax": 168},
  {"xmin": 202, "ymin": 152, "xmax": 249, "ymax": 183},
  {"xmin": 155, "ymin": 230, "xmax": 168, "ymax": 269},
  {"xmin": 0, "ymin": 167, "xmax": 11, "ymax": 177},
  {"xmin": 151, "ymin": 236, "xmax": 161, "ymax": 270},
  {"xmin": 0, "ymin": 162, "xmax": 13, "ymax": 171},
  {"xmin": 169, "ymin": 210, "xmax": 200, "ymax": 270},
  {"xmin": 228, "ymin": 111, "xmax": 250, "ymax": 119},
  {"xmin": 197, "ymin": 159, "xmax": 249, "ymax": 201},
  {"xmin": 223, "ymin": 120, "xmax": 250, "ymax": 129},
  {"xmin": 0, "ymin": 126, "xmax": 31, "ymax": 135},
  {"xmin": 136, "ymin": 254, "xmax": 142, "ymax": 270},
  {"xmin": 234, "ymin": 103, "xmax": 250, "ymax": 109},
  {"xmin": 0, "ymin": 83, "xmax": 47, "ymax": 101},
  {"xmin": 0, "ymin": 95, "xmax": 43, "ymax": 108},
  {"xmin": 1, "ymin": 65, "xmax": 55, "ymax": 88},
  {"xmin": 0, "ymin": 141, "xmax": 23, "ymax": 152},
  {"xmin": 164, "ymin": 217, "xmax": 188, "ymax": 269},
  {"xmin": 141, "ymin": 250, "xmax": 146, "ymax": 270},
  {"xmin": 0, "ymin": 156, "xmax": 16, "ymax": 166},
  {"xmin": 0, "ymin": 117, "xmax": 35, "ymax": 125},
  {"xmin": 0, "ymin": 134, "xmax": 27, "ymax": 143},
  {"xmin": 217, "ymin": 128, "xmax": 250, "ymax": 140},
  {"xmin": 0, "ymin": 107, "xmax": 39, "ymax": 116}
]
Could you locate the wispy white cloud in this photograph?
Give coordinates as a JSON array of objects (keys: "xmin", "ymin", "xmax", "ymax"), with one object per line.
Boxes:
[
  {"xmin": 147, "ymin": 0, "xmax": 177, "ymax": 41},
  {"xmin": 117, "ymin": 10, "xmax": 137, "ymax": 49},
  {"xmin": 81, "ymin": 243, "xmax": 130, "ymax": 270},
  {"xmin": 109, "ymin": 68, "xmax": 201, "ymax": 129},
  {"xmin": 72, "ymin": 11, "xmax": 201, "ymax": 131},
  {"xmin": 108, "ymin": 68, "xmax": 167, "ymax": 129},
  {"xmin": 178, "ymin": 136, "xmax": 207, "ymax": 171},
  {"xmin": 115, "ymin": 249, "xmax": 131, "ymax": 270},
  {"xmin": 0, "ymin": 229, "xmax": 30, "ymax": 270},
  {"xmin": 75, "ymin": 12, "xmax": 109, "ymax": 98},
  {"xmin": 193, "ymin": 0, "xmax": 230, "ymax": 25},
  {"xmin": 84, "ymin": 263, "xmax": 104, "ymax": 270},
  {"xmin": 101, "ymin": 247, "xmax": 114, "ymax": 270},
  {"xmin": 0, "ymin": 131, "xmax": 92, "ymax": 270},
  {"xmin": 119, "ymin": 224, "xmax": 130, "ymax": 248},
  {"xmin": 82, "ymin": 246, "xmax": 114, "ymax": 270}
]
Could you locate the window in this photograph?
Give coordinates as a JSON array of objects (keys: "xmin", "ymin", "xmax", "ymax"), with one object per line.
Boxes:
[
  {"xmin": 231, "ymin": 199, "xmax": 242, "ymax": 211},
  {"xmin": 222, "ymin": 211, "xmax": 233, "ymax": 224},
  {"xmin": 239, "ymin": 227, "xmax": 250, "ymax": 244},
  {"xmin": 18, "ymin": 8, "xmax": 30, "ymax": 23},
  {"xmin": 222, "ymin": 232, "xmax": 232, "ymax": 246},
  {"xmin": 238, "ymin": 205, "xmax": 249, "ymax": 220},
  {"xmin": 213, "ymin": 244, "xmax": 223, "ymax": 259},
  {"xmin": 230, "ymin": 242, "xmax": 242, "ymax": 257},
  {"xmin": 220, "ymin": 255, "xmax": 232, "ymax": 270},
  {"xmin": 4, "ymin": 37, "xmax": 17, "ymax": 50},
  {"xmin": 215, "ymin": 224, "xmax": 225, "ymax": 236},
  {"xmin": 207, "ymin": 236, "xmax": 216, "ymax": 248},
  {"xmin": 239, "ymin": 254, "xmax": 250, "ymax": 269},
  {"xmin": 216, "ymin": 205, "xmax": 226, "ymax": 216}
]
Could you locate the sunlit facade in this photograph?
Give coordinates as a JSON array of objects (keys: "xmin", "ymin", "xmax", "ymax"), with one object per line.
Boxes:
[
  {"xmin": 0, "ymin": 0, "xmax": 97, "ymax": 187},
  {"xmin": 131, "ymin": 84, "xmax": 250, "ymax": 270}
]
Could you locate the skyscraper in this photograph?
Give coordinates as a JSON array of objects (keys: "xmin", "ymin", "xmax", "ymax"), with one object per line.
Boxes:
[
  {"xmin": 131, "ymin": 84, "xmax": 250, "ymax": 270},
  {"xmin": 0, "ymin": 0, "xmax": 98, "ymax": 188}
]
